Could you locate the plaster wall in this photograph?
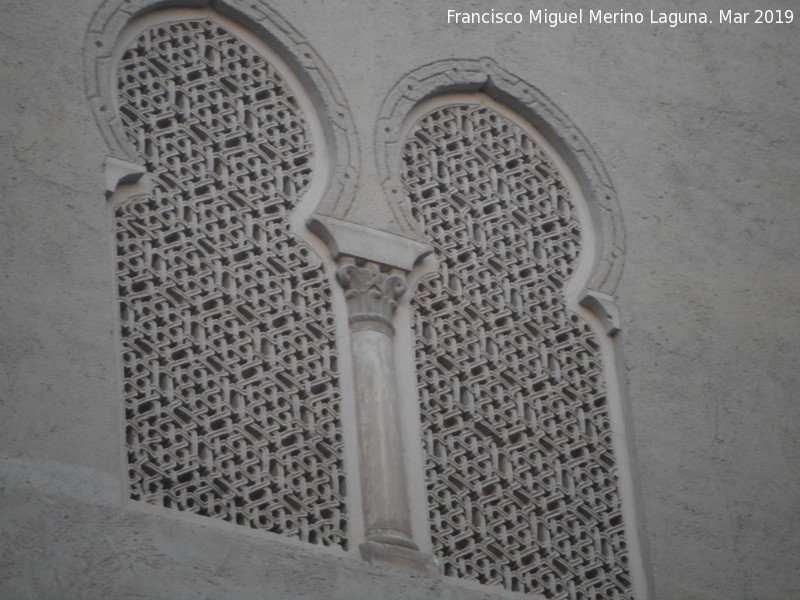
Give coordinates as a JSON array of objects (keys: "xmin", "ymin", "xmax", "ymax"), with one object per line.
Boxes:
[{"xmin": 1, "ymin": 1, "xmax": 799, "ymax": 599}]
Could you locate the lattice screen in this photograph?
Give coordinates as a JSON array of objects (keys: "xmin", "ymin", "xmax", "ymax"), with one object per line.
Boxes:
[
  {"xmin": 403, "ymin": 104, "xmax": 632, "ymax": 598},
  {"xmin": 114, "ymin": 18, "xmax": 346, "ymax": 548}
]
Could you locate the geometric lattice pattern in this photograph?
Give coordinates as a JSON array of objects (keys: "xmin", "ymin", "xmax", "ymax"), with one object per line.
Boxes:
[
  {"xmin": 403, "ymin": 104, "xmax": 632, "ymax": 598},
  {"xmin": 115, "ymin": 19, "xmax": 346, "ymax": 548}
]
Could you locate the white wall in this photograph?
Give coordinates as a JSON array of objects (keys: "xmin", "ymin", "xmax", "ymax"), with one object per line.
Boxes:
[{"xmin": 2, "ymin": 1, "xmax": 798, "ymax": 598}]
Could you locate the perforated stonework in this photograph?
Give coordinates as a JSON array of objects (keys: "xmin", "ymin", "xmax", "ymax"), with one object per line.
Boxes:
[
  {"xmin": 404, "ymin": 104, "xmax": 632, "ymax": 598},
  {"xmin": 114, "ymin": 19, "xmax": 346, "ymax": 548}
]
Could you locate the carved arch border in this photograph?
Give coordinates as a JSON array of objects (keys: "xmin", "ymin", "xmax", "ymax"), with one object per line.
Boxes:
[
  {"xmin": 375, "ymin": 58, "xmax": 625, "ymax": 330},
  {"xmin": 84, "ymin": 0, "xmax": 358, "ymax": 218}
]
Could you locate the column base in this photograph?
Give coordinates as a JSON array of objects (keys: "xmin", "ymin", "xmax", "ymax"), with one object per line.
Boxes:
[{"xmin": 359, "ymin": 540, "xmax": 440, "ymax": 576}]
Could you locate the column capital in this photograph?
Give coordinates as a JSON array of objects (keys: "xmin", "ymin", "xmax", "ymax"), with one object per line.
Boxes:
[
  {"xmin": 336, "ymin": 259, "xmax": 407, "ymax": 336},
  {"xmin": 314, "ymin": 217, "xmax": 429, "ymax": 556}
]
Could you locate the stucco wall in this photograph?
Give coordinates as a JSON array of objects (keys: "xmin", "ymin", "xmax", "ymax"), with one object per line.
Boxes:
[{"xmin": 2, "ymin": 1, "xmax": 799, "ymax": 599}]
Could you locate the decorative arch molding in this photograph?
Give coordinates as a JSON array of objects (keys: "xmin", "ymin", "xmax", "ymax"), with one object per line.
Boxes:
[
  {"xmin": 375, "ymin": 58, "xmax": 625, "ymax": 331},
  {"xmin": 84, "ymin": 0, "xmax": 358, "ymax": 218}
]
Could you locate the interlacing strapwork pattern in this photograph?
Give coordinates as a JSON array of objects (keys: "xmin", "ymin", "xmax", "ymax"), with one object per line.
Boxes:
[
  {"xmin": 114, "ymin": 19, "xmax": 346, "ymax": 548},
  {"xmin": 403, "ymin": 104, "xmax": 632, "ymax": 599}
]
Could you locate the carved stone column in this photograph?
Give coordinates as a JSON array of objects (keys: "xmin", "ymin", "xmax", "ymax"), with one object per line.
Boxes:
[
  {"xmin": 336, "ymin": 259, "xmax": 414, "ymax": 548},
  {"xmin": 309, "ymin": 215, "xmax": 437, "ymax": 573}
]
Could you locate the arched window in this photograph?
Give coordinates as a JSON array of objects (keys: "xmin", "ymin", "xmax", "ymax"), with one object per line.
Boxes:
[
  {"xmin": 97, "ymin": 16, "xmax": 640, "ymax": 592},
  {"xmin": 402, "ymin": 96, "xmax": 633, "ymax": 599},
  {"xmin": 112, "ymin": 11, "xmax": 346, "ymax": 548}
]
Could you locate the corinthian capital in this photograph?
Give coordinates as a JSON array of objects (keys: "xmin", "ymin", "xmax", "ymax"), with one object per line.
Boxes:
[{"xmin": 336, "ymin": 259, "xmax": 408, "ymax": 335}]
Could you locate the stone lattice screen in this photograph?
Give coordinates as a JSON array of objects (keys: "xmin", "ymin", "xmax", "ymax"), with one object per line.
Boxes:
[
  {"xmin": 403, "ymin": 103, "xmax": 633, "ymax": 599},
  {"xmin": 114, "ymin": 18, "xmax": 347, "ymax": 548}
]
